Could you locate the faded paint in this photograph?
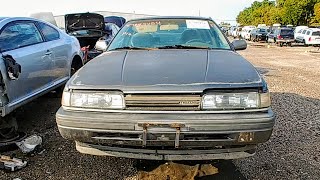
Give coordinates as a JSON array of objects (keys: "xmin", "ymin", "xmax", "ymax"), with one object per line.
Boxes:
[{"xmin": 68, "ymin": 49, "xmax": 262, "ymax": 92}]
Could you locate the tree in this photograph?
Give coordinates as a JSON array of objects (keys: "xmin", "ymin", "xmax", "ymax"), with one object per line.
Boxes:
[{"xmin": 236, "ymin": 0, "xmax": 320, "ymax": 26}]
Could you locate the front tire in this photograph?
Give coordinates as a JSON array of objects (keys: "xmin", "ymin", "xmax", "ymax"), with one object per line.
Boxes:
[
  {"xmin": 0, "ymin": 115, "xmax": 18, "ymax": 143},
  {"xmin": 303, "ymin": 40, "xmax": 308, "ymax": 47}
]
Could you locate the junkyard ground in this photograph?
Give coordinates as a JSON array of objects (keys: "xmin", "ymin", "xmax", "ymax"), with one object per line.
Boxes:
[{"xmin": 0, "ymin": 42, "xmax": 320, "ymax": 180}]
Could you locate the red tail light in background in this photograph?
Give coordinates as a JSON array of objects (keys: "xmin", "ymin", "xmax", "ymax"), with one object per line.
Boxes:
[
  {"xmin": 309, "ymin": 37, "xmax": 312, "ymax": 41},
  {"xmin": 277, "ymin": 35, "xmax": 282, "ymax": 39}
]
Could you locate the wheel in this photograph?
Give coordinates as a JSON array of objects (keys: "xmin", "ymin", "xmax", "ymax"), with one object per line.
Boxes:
[
  {"xmin": 303, "ymin": 40, "xmax": 308, "ymax": 47},
  {"xmin": 288, "ymin": 43, "xmax": 292, "ymax": 47},
  {"xmin": 249, "ymin": 36, "xmax": 252, "ymax": 41},
  {"xmin": 280, "ymin": 43, "xmax": 283, "ymax": 47},
  {"xmin": 71, "ymin": 57, "xmax": 83, "ymax": 76},
  {"xmin": 0, "ymin": 115, "xmax": 19, "ymax": 143}
]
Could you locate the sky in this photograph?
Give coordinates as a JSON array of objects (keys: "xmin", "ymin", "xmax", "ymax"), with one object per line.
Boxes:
[{"xmin": 0, "ymin": 0, "xmax": 257, "ymax": 24}]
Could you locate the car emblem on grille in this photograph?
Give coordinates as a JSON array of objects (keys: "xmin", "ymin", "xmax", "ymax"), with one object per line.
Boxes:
[{"xmin": 179, "ymin": 101, "xmax": 197, "ymax": 105}]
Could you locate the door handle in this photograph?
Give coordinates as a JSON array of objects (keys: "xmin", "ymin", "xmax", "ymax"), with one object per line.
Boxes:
[{"xmin": 44, "ymin": 50, "xmax": 52, "ymax": 56}]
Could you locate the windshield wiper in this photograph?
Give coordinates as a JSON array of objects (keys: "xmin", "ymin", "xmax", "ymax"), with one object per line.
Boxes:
[
  {"xmin": 157, "ymin": 45, "xmax": 212, "ymax": 49},
  {"xmin": 110, "ymin": 46, "xmax": 156, "ymax": 51}
]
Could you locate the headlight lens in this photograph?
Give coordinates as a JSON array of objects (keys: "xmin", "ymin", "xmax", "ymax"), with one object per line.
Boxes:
[
  {"xmin": 62, "ymin": 91, "xmax": 124, "ymax": 109},
  {"xmin": 202, "ymin": 92, "xmax": 270, "ymax": 110}
]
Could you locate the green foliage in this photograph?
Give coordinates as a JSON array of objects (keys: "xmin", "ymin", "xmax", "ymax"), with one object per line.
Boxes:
[{"xmin": 237, "ymin": 0, "xmax": 320, "ymax": 26}]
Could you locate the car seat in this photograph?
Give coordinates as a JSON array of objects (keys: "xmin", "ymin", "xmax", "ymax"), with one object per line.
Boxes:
[
  {"xmin": 131, "ymin": 33, "xmax": 154, "ymax": 48},
  {"xmin": 180, "ymin": 29, "xmax": 202, "ymax": 44}
]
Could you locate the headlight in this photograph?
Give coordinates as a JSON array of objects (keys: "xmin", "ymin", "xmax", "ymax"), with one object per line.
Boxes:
[
  {"xmin": 202, "ymin": 92, "xmax": 270, "ymax": 110},
  {"xmin": 62, "ymin": 91, "xmax": 125, "ymax": 109}
]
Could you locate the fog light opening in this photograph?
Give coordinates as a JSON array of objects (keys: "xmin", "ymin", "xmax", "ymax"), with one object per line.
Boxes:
[{"xmin": 238, "ymin": 132, "xmax": 254, "ymax": 142}]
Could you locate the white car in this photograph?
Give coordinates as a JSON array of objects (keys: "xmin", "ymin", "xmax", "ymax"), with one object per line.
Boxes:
[
  {"xmin": 296, "ymin": 28, "xmax": 320, "ymax": 46},
  {"xmin": 232, "ymin": 27, "xmax": 242, "ymax": 38},
  {"xmin": 240, "ymin": 26, "xmax": 256, "ymax": 40},
  {"xmin": 294, "ymin": 26, "xmax": 308, "ymax": 40}
]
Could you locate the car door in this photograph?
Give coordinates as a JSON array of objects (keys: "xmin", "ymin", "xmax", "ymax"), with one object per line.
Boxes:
[
  {"xmin": 0, "ymin": 21, "xmax": 52, "ymax": 104},
  {"xmin": 36, "ymin": 22, "xmax": 69, "ymax": 82},
  {"xmin": 300, "ymin": 30, "xmax": 307, "ymax": 42},
  {"xmin": 295, "ymin": 29, "xmax": 302, "ymax": 41},
  {"xmin": 268, "ymin": 30, "xmax": 275, "ymax": 42},
  {"xmin": 269, "ymin": 30, "xmax": 277, "ymax": 42},
  {"xmin": 251, "ymin": 29, "xmax": 256, "ymax": 39},
  {"xmin": 305, "ymin": 30, "xmax": 311, "ymax": 43}
]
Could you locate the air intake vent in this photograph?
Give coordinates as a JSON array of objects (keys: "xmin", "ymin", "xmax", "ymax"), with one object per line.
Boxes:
[{"xmin": 125, "ymin": 94, "xmax": 201, "ymax": 111}]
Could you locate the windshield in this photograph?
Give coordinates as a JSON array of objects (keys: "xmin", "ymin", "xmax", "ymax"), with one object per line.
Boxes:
[
  {"xmin": 281, "ymin": 29, "xmax": 294, "ymax": 35},
  {"xmin": 107, "ymin": 19, "xmax": 231, "ymax": 51},
  {"xmin": 258, "ymin": 29, "xmax": 267, "ymax": 33}
]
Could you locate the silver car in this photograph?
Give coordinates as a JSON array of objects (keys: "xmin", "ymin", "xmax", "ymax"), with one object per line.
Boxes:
[{"xmin": 0, "ymin": 17, "xmax": 83, "ymax": 142}]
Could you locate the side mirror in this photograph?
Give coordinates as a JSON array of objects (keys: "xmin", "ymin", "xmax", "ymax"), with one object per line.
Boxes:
[{"xmin": 232, "ymin": 40, "xmax": 247, "ymax": 51}]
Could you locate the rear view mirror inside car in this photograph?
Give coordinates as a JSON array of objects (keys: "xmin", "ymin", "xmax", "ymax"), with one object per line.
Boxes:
[{"xmin": 160, "ymin": 24, "xmax": 179, "ymax": 31}]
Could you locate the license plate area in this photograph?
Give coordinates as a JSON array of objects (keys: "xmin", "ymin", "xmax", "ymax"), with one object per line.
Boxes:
[{"xmin": 136, "ymin": 123, "xmax": 187, "ymax": 148}]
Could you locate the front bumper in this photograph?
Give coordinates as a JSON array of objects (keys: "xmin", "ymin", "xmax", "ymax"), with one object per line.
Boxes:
[{"xmin": 56, "ymin": 107, "xmax": 275, "ymax": 160}]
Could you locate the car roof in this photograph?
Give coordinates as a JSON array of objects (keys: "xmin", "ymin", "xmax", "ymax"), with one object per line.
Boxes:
[
  {"xmin": 0, "ymin": 17, "xmax": 8, "ymax": 22},
  {"xmin": 128, "ymin": 16, "xmax": 212, "ymax": 22},
  {"xmin": 307, "ymin": 28, "xmax": 320, "ymax": 31}
]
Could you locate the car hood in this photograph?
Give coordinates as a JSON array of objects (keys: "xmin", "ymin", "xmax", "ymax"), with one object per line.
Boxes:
[
  {"xmin": 68, "ymin": 50, "xmax": 262, "ymax": 92},
  {"xmin": 65, "ymin": 13, "xmax": 105, "ymax": 33}
]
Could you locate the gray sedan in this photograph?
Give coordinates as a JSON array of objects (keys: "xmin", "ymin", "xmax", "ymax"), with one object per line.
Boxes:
[{"xmin": 56, "ymin": 16, "xmax": 275, "ymax": 160}]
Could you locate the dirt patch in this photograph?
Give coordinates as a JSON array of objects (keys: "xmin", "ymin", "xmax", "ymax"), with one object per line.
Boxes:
[{"xmin": 138, "ymin": 162, "xmax": 218, "ymax": 180}]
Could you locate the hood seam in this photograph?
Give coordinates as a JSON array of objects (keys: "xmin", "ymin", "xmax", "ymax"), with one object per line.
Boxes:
[
  {"xmin": 121, "ymin": 51, "xmax": 128, "ymax": 85},
  {"xmin": 205, "ymin": 50, "xmax": 209, "ymax": 83}
]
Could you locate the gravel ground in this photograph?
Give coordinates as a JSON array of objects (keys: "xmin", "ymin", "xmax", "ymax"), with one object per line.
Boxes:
[
  {"xmin": 234, "ymin": 43, "xmax": 320, "ymax": 180},
  {"xmin": 0, "ymin": 43, "xmax": 319, "ymax": 180}
]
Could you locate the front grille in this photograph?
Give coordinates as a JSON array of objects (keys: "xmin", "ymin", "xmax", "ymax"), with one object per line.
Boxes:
[{"xmin": 125, "ymin": 94, "xmax": 201, "ymax": 111}]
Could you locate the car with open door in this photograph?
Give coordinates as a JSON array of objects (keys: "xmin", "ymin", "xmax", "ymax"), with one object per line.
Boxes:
[
  {"xmin": 56, "ymin": 16, "xmax": 275, "ymax": 161},
  {"xmin": 0, "ymin": 17, "xmax": 83, "ymax": 144}
]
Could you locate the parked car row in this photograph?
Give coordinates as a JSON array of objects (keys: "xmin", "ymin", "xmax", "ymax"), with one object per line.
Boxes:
[{"xmin": 227, "ymin": 24, "xmax": 320, "ymax": 47}]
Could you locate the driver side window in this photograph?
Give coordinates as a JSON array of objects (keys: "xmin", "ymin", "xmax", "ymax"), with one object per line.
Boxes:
[{"xmin": 0, "ymin": 22, "xmax": 43, "ymax": 52}]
